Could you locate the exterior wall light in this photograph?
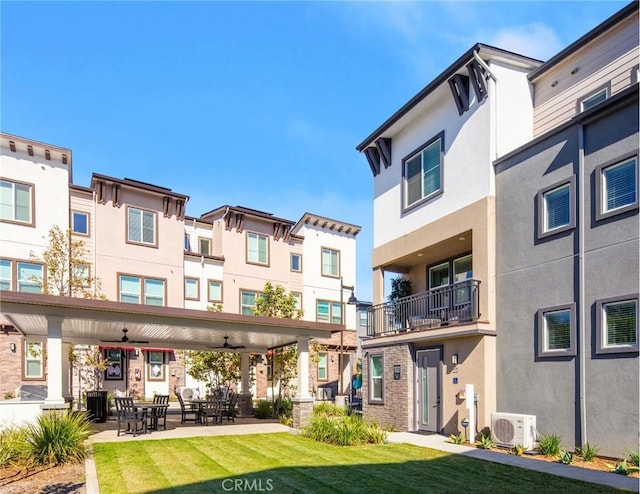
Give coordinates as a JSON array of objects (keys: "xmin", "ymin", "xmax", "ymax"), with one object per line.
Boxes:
[
  {"xmin": 451, "ymin": 353, "xmax": 459, "ymax": 365},
  {"xmin": 9, "ymin": 342, "xmax": 17, "ymax": 353}
]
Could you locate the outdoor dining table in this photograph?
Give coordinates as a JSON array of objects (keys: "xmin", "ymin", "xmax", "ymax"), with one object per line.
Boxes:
[
  {"xmin": 133, "ymin": 402, "xmax": 170, "ymax": 432},
  {"xmin": 186, "ymin": 398, "xmax": 228, "ymax": 424}
]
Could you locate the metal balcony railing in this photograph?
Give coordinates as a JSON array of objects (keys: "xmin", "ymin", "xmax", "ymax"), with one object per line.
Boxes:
[{"xmin": 366, "ymin": 279, "xmax": 481, "ymax": 337}]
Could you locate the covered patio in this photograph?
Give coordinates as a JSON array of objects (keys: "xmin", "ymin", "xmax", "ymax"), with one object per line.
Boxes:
[{"xmin": 0, "ymin": 291, "xmax": 341, "ymax": 428}]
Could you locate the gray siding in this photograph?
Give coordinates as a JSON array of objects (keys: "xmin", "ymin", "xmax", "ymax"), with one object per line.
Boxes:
[{"xmin": 496, "ymin": 96, "xmax": 639, "ymax": 458}]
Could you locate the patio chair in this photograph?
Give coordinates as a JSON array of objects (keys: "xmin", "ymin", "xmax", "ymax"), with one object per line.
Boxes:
[
  {"xmin": 222, "ymin": 391, "xmax": 238, "ymax": 422},
  {"xmin": 150, "ymin": 394, "xmax": 170, "ymax": 430},
  {"xmin": 201, "ymin": 397, "xmax": 223, "ymax": 426},
  {"xmin": 114, "ymin": 397, "xmax": 146, "ymax": 437},
  {"xmin": 176, "ymin": 392, "xmax": 200, "ymax": 424}
]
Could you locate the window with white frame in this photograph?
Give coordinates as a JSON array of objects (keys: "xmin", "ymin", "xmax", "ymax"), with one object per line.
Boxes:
[
  {"xmin": 208, "ymin": 280, "xmax": 222, "ymax": 303},
  {"xmin": 0, "ymin": 179, "xmax": 32, "ymax": 224},
  {"xmin": 291, "ymin": 253, "xmax": 302, "ymax": 272},
  {"xmin": 316, "ymin": 300, "xmax": 341, "ymax": 324},
  {"xmin": 317, "ymin": 352, "xmax": 328, "ymax": 381},
  {"xmin": 71, "ymin": 263, "xmax": 90, "ymax": 287},
  {"xmin": 147, "ymin": 351, "xmax": 165, "ymax": 381},
  {"xmin": 537, "ymin": 304, "xmax": 576, "ymax": 357},
  {"xmin": 24, "ymin": 341, "xmax": 44, "ymax": 379},
  {"xmin": 321, "ymin": 248, "xmax": 339, "ymax": 278},
  {"xmin": 580, "ymin": 87, "xmax": 608, "ymax": 111},
  {"xmin": 241, "ymin": 290, "xmax": 259, "ymax": 315},
  {"xmin": 247, "ymin": 232, "xmax": 268, "ymax": 265},
  {"xmin": 538, "ymin": 177, "xmax": 575, "ymax": 238},
  {"xmin": 185, "ymin": 277, "xmax": 199, "ymax": 300},
  {"xmin": 184, "ymin": 233, "xmax": 191, "ymax": 251},
  {"xmin": 596, "ymin": 157, "xmax": 638, "ymax": 220},
  {"xmin": 369, "ymin": 354, "xmax": 384, "ymax": 402},
  {"xmin": 403, "ymin": 133, "xmax": 443, "ymax": 208},
  {"xmin": 127, "ymin": 207, "xmax": 156, "ymax": 245},
  {"xmin": 0, "ymin": 259, "xmax": 11, "ymax": 291},
  {"xmin": 292, "ymin": 292, "xmax": 302, "ymax": 310},
  {"xmin": 17, "ymin": 262, "xmax": 43, "ymax": 293},
  {"xmin": 596, "ymin": 295, "xmax": 638, "ymax": 354},
  {"xmin": 119, "ymin": 275, "xmax": 165, "ymax": 306},
  {"xmin": 199, "ymin": 237, "xmax": 211, "ymax": 256},
  {"xmin": 72, "ymin": 211, "xmax": 89, "ymax": 235}
]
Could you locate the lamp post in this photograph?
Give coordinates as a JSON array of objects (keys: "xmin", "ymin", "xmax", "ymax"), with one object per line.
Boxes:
[{"xmin": 339, "ymin": 277, "xmax": 358, "ymax": 396}]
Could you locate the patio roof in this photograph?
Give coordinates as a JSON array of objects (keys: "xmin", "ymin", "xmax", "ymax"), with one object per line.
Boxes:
[{"xmin": 0, "ymin": 291, "xmax": 341, "ymax": 353}]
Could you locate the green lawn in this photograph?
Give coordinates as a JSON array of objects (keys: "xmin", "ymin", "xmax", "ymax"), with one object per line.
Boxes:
[{"xmin": 92, "ymin": 433, "xmax": 619, "ymax": 494}]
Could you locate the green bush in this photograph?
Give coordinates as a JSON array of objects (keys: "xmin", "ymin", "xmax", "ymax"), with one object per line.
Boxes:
[
  {"xmin": 26, "ymin": 411, "xmax": 93, "ymax": 466},
  {"xmin": 448, "ymin": 432, "xmax": 465, "ymax": 445},
  {"xmin": 0, "ymin": 425, "xmax": 30, "ymax": 466},
  {"xmin": 474, "ymin": 433, "xmax": 494, "ymax": 450},
  {"xmin": 628, "ymin": 449, "xmax": 640, "ymax": 467},
  {"xmin": 254, "ymin": 400, "xmax": 272, "ymax": 419},
  {"xmin": 558, "ymin": 450, "xmax": 573, "ymax": 464},
  {"xmin": 301, "ymin": 407, "xmax": 387, "ymax": 446},
  {"xmin": 575, "ymin": 442, "xmax": 599, "ymax": 462},
  {"xmin": 538, "ymin": 433, "xmax": 562, "ymax": 457}
]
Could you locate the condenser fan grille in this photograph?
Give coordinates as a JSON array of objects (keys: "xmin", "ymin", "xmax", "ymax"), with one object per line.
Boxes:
[{"xmin": 493, "ymin": 418, "xmax": 516, "ymax": 443}]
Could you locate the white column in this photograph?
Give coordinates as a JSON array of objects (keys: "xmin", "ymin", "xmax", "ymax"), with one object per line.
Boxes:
[
  {"xmin": 240, "ymin": 352, "xmax": 250, "ymax": 394},
  {"xmin": 45, "ymin": 316, "xmax": 65, "ymax": 404},
  {"xmin": 296, "ymin": 336, "xmax": 312, "ymax": 399}
]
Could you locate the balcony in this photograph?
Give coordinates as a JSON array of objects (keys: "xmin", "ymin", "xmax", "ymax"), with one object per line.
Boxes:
[{"xmin": 366, "ymin": 279, "xmax": 481, "ymax": 337}]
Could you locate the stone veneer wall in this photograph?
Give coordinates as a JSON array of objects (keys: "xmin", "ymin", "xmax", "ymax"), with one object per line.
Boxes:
[{"xmin": 362, "ymin": 343, "xmax": 414, "ymax": 431}]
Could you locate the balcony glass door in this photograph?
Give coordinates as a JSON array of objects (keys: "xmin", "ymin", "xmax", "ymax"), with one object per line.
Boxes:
[{"xmin": 429, "ymin": 263, "xmax": 450, "ymax": 317}]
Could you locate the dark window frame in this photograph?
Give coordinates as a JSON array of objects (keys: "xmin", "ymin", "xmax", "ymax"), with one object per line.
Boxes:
[
  {"xmin": 536, "ymin": 303, "xmax": 576, "ymax": 358},
  {"xmin": 368, "ymin": 353, "xmax": 384, "ymax": 404},
  {"xmin": 402, "ymin": 131, "xmax": 445, "ymax": 212},
  {"xmin": 595, "ymin": 294, "xmax": 639, "ymax": 355},
  {"xmin": 595, "ymin": 154, "xmax": 639, "ymax": 222},
  {"xmin": 537, "ymin": 176, "xmax": 576, "ymax": 239}
]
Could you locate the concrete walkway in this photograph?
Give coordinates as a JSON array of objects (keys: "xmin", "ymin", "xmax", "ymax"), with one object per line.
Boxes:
[
  {"xmin": 388, "ymin": 432, "xmax": 639, "ymax": 492},
  {"xmin": 84, "ymin": 415, "xmax": 639, "ymax": 493}
]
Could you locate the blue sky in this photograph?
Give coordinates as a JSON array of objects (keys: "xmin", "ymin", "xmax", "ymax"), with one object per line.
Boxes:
[{"xmin": 1, "ymin": 1, "xmax": 627, "ymax": 302}]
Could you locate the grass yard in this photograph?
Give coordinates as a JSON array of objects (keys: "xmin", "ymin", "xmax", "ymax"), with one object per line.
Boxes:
[{"xmin": 93, "ymin": 433, "xmax": 621, "ymax": 494}]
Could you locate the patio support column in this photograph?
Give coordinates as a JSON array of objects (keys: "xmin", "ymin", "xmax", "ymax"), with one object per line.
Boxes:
[
  {"xmin": 238, "ymin": 352, "xmax": 253, "ymax": 417},
  {"xmin": 293, "ymin": 336, "xmax": 313, "ymax": 428},
  {"xmin": 44, "ymin": 316, "xmax": 65, "ymax": 405},
  {"xmin": 62, "ymin": 342, "xmax": 72, "ymax": 398}
]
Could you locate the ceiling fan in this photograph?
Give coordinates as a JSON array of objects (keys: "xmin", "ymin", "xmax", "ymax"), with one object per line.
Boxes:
[
  {"xmin": 100, "ymin": 328, "xmax": 149, "ymax": 344},
  {"xmin": 209, "ymin": 336, "xmax": 246, "ymax": 350}
]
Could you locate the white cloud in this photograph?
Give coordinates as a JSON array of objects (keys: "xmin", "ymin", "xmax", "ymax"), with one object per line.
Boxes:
[{"xmin": 483, "ymin": 23, "xmax": 563, "ymax": 61}]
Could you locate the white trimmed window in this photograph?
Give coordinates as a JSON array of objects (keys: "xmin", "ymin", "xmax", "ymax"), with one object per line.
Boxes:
[
  {"xmin": 316, "ymin": 300, "xmax": 341, "ymax": 324},
  {"xmin": 185, "ymin": 277, "xmax": 199, "ymax": 300},
  {"xmin": 119, "ymin": 275, "xmax": 165, "ymax": 306},
  {"xmin": 321, "ymin": 248, "xmax": 339, "ymax": 278},
  {"xmin": 369, "ymin": 354, "xmax": 384, "ymax": 402},
  {"xmin": 599, "ymin": 158, "xmax": 638, "ymax": 217},
  {"xmin": 208, "ymin": 280, "xmax": 222, "ymax": 303},
  {"xmin": 580, "ymin": 87, "xmax": 608, "ymax": 111},
  {"xmin": 24, "ymin": 341, "xmax": 44, "ymax": 379},
  {"xmin": 199, "ymin": 237, "xmax": 211, "ymax": 255},
  {"xmin": 317, "ymin": 352, "xmax": 328, "ymax": 381},
  {"xmin": 17, "ymin": 262, "xmax": 43, "ymax": 293},
  {"xmin": 403, "ymin": 133, "xmax": 443, "ymax": 208},
  {"xmin": 127, "ymin": 207, "xmax": 156, "ymax": 245},
  {"xmin": 72, "ymin": 211, "xmax": 89, "ymax": 235},
  {"xmin": 596, "ymin": 295, "xmax": 638, "ymax": 354},
  {"xmin": 72, "ymin": 264, "xmax": 90, "ymax": 287},
  {"xmin": 0, "ymin": 179, "xmax": 32, "ymax": 224},
  {"xmin": 291, "ymin": 253, "xmax": 302, "ymax": 272},
  {"xmin": 292, "ymin": 292, "xmax": 302, "ymax": 310},
  {"xmin": 241, "ymin": 290, "xmax": 259, "ymax": 316},
  {"xmin": 247, "ymin": 232, "xmax": 268, "ymax": 265}
]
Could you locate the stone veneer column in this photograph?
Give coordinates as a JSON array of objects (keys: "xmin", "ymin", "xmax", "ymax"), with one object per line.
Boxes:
[
  {"xmin": 238, "ymin": 352, "xmax": 253, "ymax": 417},
  {"xmin": 292, "ymin": 336, "xmax": 314, "ymax": 428}
]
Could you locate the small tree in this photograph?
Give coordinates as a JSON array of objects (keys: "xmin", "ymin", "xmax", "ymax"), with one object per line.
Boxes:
[
  {"xmin": 254, "ymin": 282, "xmax": 301, "ymax": 416},
  {"xmin": 183, "ymin": 351, "xmax": 242, "ymax": 394},
  {"xmin": 31, "ymin": 225, "xmax": 105, "ymax": 299},
  {"xmin": 388, "ymin": 275, "xmax": 412, "ymax": 302}
]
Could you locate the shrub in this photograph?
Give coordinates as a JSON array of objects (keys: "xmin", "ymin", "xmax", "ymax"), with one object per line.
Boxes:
[
  {"xmin": 301, "ymin": 406, "xmax": 387, "ymax": 446},
  {"xmin": 627, "ymin": 449, "xmax": 640, "ymax": 467},
  {"xmin": 254, "ymin": 400, "xmax": 272, "ymax": 419},
  {"xmin": 511, "ymin": 443, "xmax": 525, "ymax": 456},
  {"xmin": 26, "ymin": 411, "xmax": 93, "ymax": 466},
  {"xmin": 448, "ymin": 432, "xmax": 465, "ymax": 445},
  {"xmin": 558, "ymin": 450, "xmax": 574, "ymax": 464},
  {"xmin": 4, "ymin": 391, "xmax": 15, "ymax": 400},
  {"xmin": 538, "ymin": 433, "xmax": 562, "ymax": 457},
  {"xmin": 313, "ymin": 402, "xmax": 347, "ymax": 417},
  {"xmin": 0, "ymin": 425, "xmax": 30, "ymax": 466},
  {"xmin": 276, "ymin": 397, "xmax": 293, "ymax": 426},
  {"xmin": 475, "ymin": 433, "xmax": 494, "ymax": 450},
  {"xmin": 607, "ymin": 459, "xmax": 640, "ymax": 476},
  {"xmin": 575, "ymin": 442, "xmax": 599, "ymax": 462}
]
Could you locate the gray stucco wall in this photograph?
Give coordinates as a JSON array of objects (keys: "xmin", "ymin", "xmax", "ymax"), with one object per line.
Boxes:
[{"xmin": 495, "ymin": 95, "xmax": 639, "ymax": 458}]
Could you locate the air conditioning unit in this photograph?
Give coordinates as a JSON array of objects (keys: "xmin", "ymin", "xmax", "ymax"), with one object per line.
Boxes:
[{"xmin": 491, "ymin": 413, "xmax": 536, "ymax": 450}]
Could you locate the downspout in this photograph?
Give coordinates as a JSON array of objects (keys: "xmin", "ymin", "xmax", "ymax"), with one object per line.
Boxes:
[{"xmin": 577, "ymin": 124, "xmax": 587, "ymax": 445}]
